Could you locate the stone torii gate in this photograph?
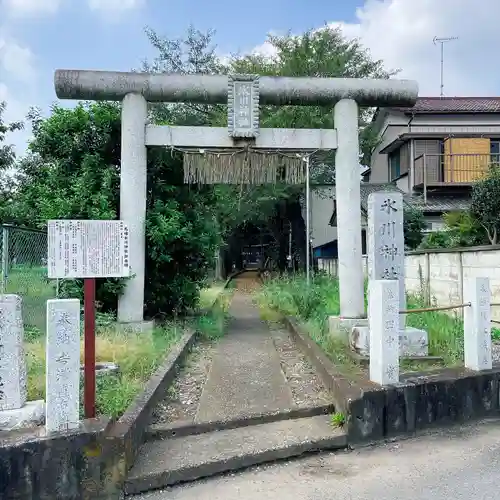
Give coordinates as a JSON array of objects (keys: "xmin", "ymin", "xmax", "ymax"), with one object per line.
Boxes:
[{"xmin": 54, "ymin": 70, "xmax": 418, "ymax": 329}]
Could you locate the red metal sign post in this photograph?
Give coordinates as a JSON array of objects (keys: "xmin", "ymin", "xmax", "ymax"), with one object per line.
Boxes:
[{"xmin": 84, "ymin": 278, "xmax": 96, "ymax": 418}]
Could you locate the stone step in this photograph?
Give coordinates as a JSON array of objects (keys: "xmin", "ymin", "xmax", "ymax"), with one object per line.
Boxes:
[
  {"xmin": 124, "ymin": 415, "xmax": 347, "ymax": 496},
  {"xmin": 146, "ymin": 404, "xmax": 335, "ymax": 440}
]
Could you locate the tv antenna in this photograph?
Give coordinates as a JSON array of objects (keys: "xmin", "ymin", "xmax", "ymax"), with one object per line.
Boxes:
[{"xmin": 433, "ymin": 36, "xmax": 458, "ymax": 97}]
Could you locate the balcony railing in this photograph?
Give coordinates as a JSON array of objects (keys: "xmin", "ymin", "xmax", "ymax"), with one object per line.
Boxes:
[{"xmin": 414, "ymin": 153, "xmax": 499, "ymax": 191}]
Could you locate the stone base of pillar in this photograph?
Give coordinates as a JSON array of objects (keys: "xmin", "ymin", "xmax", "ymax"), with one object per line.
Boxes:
[
  {"xmin": 115, "ymin": 320, "xmax": 155, "ymax": 334},
  {"xmin": 327, "ymin": 316, "xmax": 368, "ymax": 340},
  {"xmin": 350, "ymin": 326, "xmax": 429, "ymax": 358},
  {"xmin": 0, "ymin": 400, "xmax": 45, "ymax": 431}
]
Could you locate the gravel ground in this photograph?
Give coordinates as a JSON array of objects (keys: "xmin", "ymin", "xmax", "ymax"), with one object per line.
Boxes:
[
  {"xmin": 150, "ymin": 341, "xmax": 217, "ymax": 425},
  {"xmin": 269, "ymin": 324, "xmax": 331, "ymax": 408}
]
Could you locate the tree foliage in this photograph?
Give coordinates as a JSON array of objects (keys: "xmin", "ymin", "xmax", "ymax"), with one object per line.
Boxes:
[
  {"xmin": 0, "ymin": 101, "xmax": 23, "ymax": 170},
  {"xmin": 471, "ymin": 166, "xmax": 500, "ymax": 244},
  {"xmin": 403, "ymin": 206, "xmax": 426, "ymax": 250},
  {"xmin": 0, "ymin": 101, "xmax": 24, "ymax": 219},
  {"xmin": 420, "ymin": 211, "xmax": 487, "ymax": 250}
]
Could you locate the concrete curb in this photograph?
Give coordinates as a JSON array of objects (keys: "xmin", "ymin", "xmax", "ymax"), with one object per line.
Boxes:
[
  {"xmin": 283, "ymin": 315, "xmax": 500, "ymax": 446},
  {"xmin": 146, "ymin": 403, "xmax": 335, "ymax": 440}
]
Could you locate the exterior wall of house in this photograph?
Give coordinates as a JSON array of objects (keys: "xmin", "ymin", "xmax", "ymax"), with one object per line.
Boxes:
[
  {"xmin": 301, "ymin": 186, "xmax": 337, "ymax": 249},
  {"xmin": 370, "ymin": 111, "xmax": 500, "ymax": 186},
  {"xmin": 395, "ymin": 173, "xmax": 410, "ymax": 192}
]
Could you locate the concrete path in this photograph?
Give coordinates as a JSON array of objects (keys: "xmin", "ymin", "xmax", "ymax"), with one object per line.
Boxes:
[
  {"xmin": 132, "ymin": 419, "xmax": 500, "ymax": 499},
  {"xmin": 196, "ymin": 290, "xmax": 294, "ymax": 422}
]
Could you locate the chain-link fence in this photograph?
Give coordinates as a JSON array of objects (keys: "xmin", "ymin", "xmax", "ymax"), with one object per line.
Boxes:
[{"xmin": 0, "ymin": 224, "xmax": 55, "ymax": 334}]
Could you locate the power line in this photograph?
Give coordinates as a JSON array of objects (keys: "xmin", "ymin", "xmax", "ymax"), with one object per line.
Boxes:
[{"xmin": 433, "ymin": 36, "xmax": 458, "ymax": 97}]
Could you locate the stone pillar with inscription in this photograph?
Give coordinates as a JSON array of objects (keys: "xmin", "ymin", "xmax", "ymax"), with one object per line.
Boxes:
[
  {"xmin": 349, "ymin": 191, "xmax": 429, "ymax": 358},
  {"xmin": 0, "ymin": 295, "xmax": 44, "ymax": 430},
  {"xmin": 367, "ymin": 192, "xmax": 406, "ymax": 316},
  {"xmin": 464, "ymin": 277, "xmax": 492, "ymax": 371},
  {"xmin": 369, "ymin": 279, "xmax": 400, "ymax": 385},
  {"xmin": 46, "ymin": 298, "xmax": 81, "ymax": 433}
]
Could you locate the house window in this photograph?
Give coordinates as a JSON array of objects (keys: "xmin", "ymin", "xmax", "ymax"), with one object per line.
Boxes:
[
  {"xmin": 491, "ymin": 140, "xmax": 500, "ymax": 164},
  {"xmin": 389, "ymin": 149, "xmax": 401, "ymax": 180}
]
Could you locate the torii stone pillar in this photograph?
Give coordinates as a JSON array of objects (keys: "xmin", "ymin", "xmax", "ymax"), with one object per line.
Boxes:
[
  {"xmin": 119, "ymin": 93, "xmax": 148, "ymax": 324},
  {"xmin": 334, "ymin": 98, "xmax": 364, "ymax": 318},
  {"xmin": 54, "ymin": 70, "xmax": 418, "ymax": 326}
]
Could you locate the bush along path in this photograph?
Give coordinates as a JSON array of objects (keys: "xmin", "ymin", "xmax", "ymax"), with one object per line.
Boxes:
[{"xmin": 123, "ymin": 272, "xmax": 344, "ymax": 496}]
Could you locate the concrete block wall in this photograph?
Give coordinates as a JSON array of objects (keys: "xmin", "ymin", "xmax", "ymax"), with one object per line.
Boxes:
[{"xmin": 319, "ymin": 245, "xmax": 500, "ymax": 321}]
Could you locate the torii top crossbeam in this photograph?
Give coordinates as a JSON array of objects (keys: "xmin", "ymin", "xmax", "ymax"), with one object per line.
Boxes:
[{"xmin": 54, "ymin": 69, "xmax": 418, "ymax": 108}]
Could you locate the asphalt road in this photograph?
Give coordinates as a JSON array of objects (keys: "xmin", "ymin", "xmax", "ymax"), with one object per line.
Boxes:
[{"xmin": 132, "ymin": 419, "xmax": 500, "ymax": 500}]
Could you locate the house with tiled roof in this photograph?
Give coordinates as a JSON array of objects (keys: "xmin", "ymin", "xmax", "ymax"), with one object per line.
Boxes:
[{"xmin": 367, "ymin": 96, "xmax": 500, "ymax": 231}]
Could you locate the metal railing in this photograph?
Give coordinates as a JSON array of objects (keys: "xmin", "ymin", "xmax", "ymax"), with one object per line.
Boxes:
[
  {"xmin": 414, "ymin": 153, "xmax": 499, "ymax": 200},
  {"xmin": 0, "ymin": 224, "xmax": 54, "ymax": 334},
  {"xmin": 399, "ymin": 302, "xmax": 471, "ymax": 314}
]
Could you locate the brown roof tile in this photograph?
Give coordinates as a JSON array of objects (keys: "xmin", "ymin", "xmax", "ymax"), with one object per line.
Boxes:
[{"xmin": 393, "ymin": 97, "xmax": 500, "ymax": 114}]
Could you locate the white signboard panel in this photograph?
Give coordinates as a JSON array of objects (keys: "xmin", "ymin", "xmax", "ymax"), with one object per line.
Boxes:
[{"xmin": 47, "ymin": 220, "xmax": 130, "ymax": 279}]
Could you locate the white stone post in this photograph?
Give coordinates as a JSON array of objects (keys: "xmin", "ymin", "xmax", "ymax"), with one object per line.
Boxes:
[
  {"xmin": 334, "ymin": 99, "xmax": 364, "ymax": 318},
  {"xmin": 118, "ymin": 93, "xmax": 148, "ymax": 325},
  {"xmin": 0, "ymin": 295, "xmax": 26, "ymax": 411},
  {"xmin": 46, "ymin": 299, "xmax": 80, "ymax": 433},
  {"xmin": 369, "ymin": 279, "xmax": 400, "ymax": 385},
  {"xmin": 464, "ymin": 277, "xmax": 492, "ymax": 371}
]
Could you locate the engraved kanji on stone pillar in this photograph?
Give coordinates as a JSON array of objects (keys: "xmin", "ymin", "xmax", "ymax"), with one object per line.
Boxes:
[
  {"xmin": 46, "ymin": 299, "xmax": 81, "ymax": 432},
  {"xmin": 464, "ymin": 277, "xmax": 492, "ymax": 371},
  {"xmin": 0, "ymin": 294, "xmax": 26, "ymax": 411},
  {"xmin": 369, "ymin": 279, "xmax": 400, "ymax": 385}
]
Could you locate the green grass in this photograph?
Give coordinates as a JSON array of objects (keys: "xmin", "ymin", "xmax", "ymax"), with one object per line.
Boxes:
[
  {"xmin": 330, "ymin": 411, "xmax": 346, "ymax": 428},
  {"xmin": 26, "ymin": 320, "xmax": 183, "ymax": 419},
  {"xmin": 198, "ymin": 281, "xmax": 226, "ymax": 309},
  {"xmin": 195, "ymin": 284, "xmax": 233, "ymax": 341},
  {"xmin": 257, "ymin": 273, "xmax": 468, "ymax": 372}
]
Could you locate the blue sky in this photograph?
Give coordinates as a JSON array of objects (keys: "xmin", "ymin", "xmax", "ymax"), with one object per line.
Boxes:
[
  {"xmin": 15, "ymin": 0, "xmax": 364, "ymax": 77},
  {"xmin": 2, "ymin": 0, "xmax": 500, "ymax": 154}
]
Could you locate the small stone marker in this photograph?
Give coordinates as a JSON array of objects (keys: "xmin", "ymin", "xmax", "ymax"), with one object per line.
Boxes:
[
  {"xmin": 367, "ymin": 192, "xmax": 406, "ymax": 321},
  {"xmin": 464, "ymin": 277, "xmax": 492, "ymax": 371},
  {"xmin": 369, "ymin": 279, "xmax": 400, "ymax": 385},
  {"xmin": 0, "ymin": 294, "xmax": 27, "ymax": 411},
  {"xmin": 46, "ymin": 299, "xmax": 81, "ymax": 433}
]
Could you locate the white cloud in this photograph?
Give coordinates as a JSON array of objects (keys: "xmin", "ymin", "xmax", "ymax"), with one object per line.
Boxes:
[
  {"xmin": 251, "ymin": 41, "xmax": 276, "ymax": 59},
  {"xmin": 87, "ymin": 0, "xmax": 144, "ymax": 11},
  {"xmin": 0, "ymin": 83, "xmax": 33, "ymax": 156},
  {"xmin": 0, "ymin": 37, "xmax": 37, "ymax": 82},
  {"xmin": 253, "ymin": 0, "xmax": 500, "ymax": 97},
  {"xmin": 1, "ymin": 0, "xmax": 62, "ymax": 16},
  {"xmin": 328, "ymin": 0, "xmax": 500, "ymax": 96},
  {"xmin": 0, "ymin": 37, "xmax": 37, "ymax": 155}
]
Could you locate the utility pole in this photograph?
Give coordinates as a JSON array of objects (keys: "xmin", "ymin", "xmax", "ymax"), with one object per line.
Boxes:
[{"xmin": 433, "ymin": 36, "xmax": 458, "ymax": 97}]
